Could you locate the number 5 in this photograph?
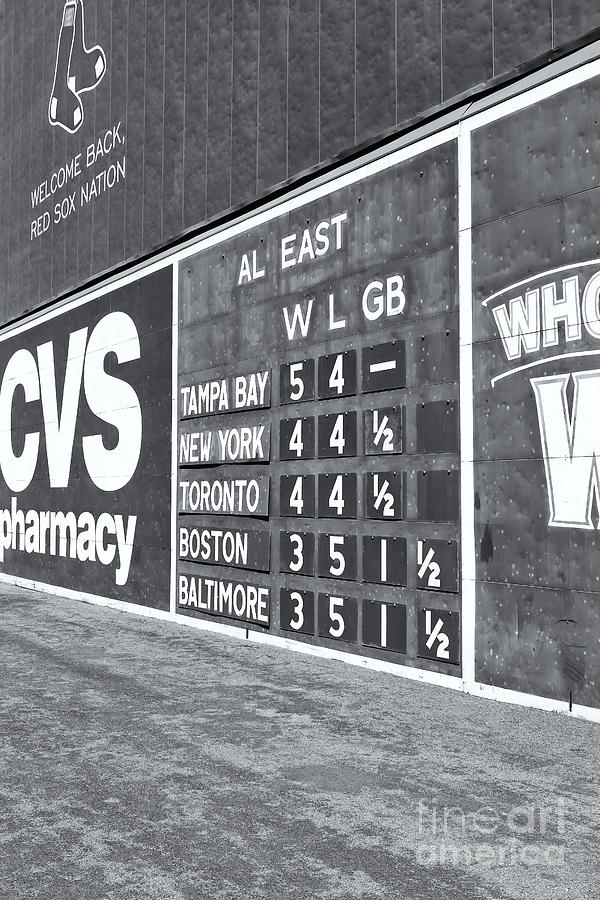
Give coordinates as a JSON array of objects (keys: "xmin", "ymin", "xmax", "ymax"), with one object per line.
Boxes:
[
  {"xmin": 329, "ymin": 536, "xmax": 346, "ymax": 576},
  {"xmin": 329, "ymin": 596, "xmax": 345, "ymax": 638},
  {"xmin": 290, "ymin": 363, "xmax": 304, "ymax": 400}
]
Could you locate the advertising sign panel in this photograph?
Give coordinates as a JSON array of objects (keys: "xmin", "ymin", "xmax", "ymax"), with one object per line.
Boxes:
[
  {"xmin": 471, "ymin": 74, "xmax": 600, "ymax": 707},
  {"xmin": 0, "ymin": 268, "xmax": 172, "ymax": 608}
]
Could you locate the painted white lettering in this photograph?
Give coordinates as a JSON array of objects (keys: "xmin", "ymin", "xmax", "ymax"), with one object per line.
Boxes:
[
  {"xmin": 542, "ymin": 276, "xmax": 582, "ymax": 348},
  {"xmin": 493, "ymin": 292, "xmax": 541, "ymax": 361},
  {"xmin": 0, "ymin": 349, "xmax": 40, "ymax": 493},
  {"xmin": 82, "ymin": 311, "xmax": 142, "ymax": 491},
  {"xmin": 282, "ymin": 299, "xmax": 314, "ymax": 340},
  {"xmin": 37, "ymin": 328, "xmax": 87, "ymax": 488},
  {"xmin": 532, "ymin": 370, "xmax": 600, "ymax": 529}
]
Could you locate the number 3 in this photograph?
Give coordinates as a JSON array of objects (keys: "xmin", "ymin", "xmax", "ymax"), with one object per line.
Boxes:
[
  {"xmin": 289, "ymin": 533, "xmax": 304, "ymax": 572},
  {"xmin": 290, "ymin": 591, "xmax": 304, "ymax": 630}
]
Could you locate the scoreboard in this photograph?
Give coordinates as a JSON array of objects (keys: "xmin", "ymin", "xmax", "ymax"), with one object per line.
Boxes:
[{"xmin": 177, "ymin": 137, "xmax": 462, "ymax": 675}]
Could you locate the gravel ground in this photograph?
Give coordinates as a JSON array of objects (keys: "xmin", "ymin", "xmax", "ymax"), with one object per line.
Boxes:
[{"xmin": 0, "ymin": 583, "xmax": 598, "ymax": 899}]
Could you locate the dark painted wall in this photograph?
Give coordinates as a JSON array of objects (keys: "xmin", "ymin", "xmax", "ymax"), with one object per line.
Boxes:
[
  {"xmin": 472, "ymin": 73, "xmax": 600, "ymax": 709},
  {"xmin": 1, "ymin": 0, "xmax": 600, "ymax": 323}
]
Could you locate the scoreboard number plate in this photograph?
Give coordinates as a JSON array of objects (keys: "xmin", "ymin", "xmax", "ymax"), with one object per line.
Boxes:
[
  {"xmin": 318, "ymin": 593, "xmax": 358, "ymax": 642},
  {"xmin": 364, "ymin": 406, "xmax": 403, "ymax": 455},
  {"xmin": 318, "ymin": 533, "xmax": 358, "ymax": 581},
  {"xmin": 416, "ymin": 539, "xmax": 459, "ymax": 593},
  {"xmin": 317, "ymin": 350, "xmax": 357, "ymax": 399},
  {"xmin": 280, "ymin": 359, "xmax": 315, "ymax": 405},
  {"xmin": 362, "ymin": 600, "xmax": 407, "ymax": 653},
  {"xmin": 280, "ymin": 588, "xmax": 315, "ymax": 634},
  {"xmin": 280, "ymin": 416, "xmax": 315, "ymax": 460},
  {"xmin": 280, "ymin": 531, "xmax": 315, "ymax": 576},
  {"xmin": 364, "ymin": 471, "xmax": 405, "ymax": 520},
  {"xmin": 280, "ymin": 474, "xmax": 315, "ymax": 517},
  {"xmin": 318, "ymin": 473, "xmax": 357, "ymax": 518},
  {"xmin": 417, "ymin": 608, "xmax": 460, "ymax": 664},
  {"xmin": 361, "ymin": 341, "xmax": 406, "ymax": 393},
  {"xmin": 317, "ymin": 411, "xmax": 358, "ymax": 458},
  {"xmin": 362, "ymin": 536, "xmax": 407, "ymax": 585},
  {"xmin": 417, "ymin": 470, "xmax": 459, "ymax": 522}
]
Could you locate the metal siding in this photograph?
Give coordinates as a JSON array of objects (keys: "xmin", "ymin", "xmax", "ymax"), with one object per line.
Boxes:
[
  {"xmin": 493, "ymin": 0, "xmax": 552, "ymax": 76},
  {"xmin": 125, "ymin": 0, "xmax": 146, "ymax": 263},
  {"xmin": 553, "ymin": 1, "xmax": 600, "ymax": 46},
  {"xmin": 257, "ymin": 0, "xmax": 288, "ymax": 192},
  {"xmin": 0, "ymin": 3, "xmax": 9, "ymax": 322},
  {"xmin": 396, "ymin": 0, "xmax": 442, "ymax": 124},
  {"xmin": 288, "ymin": 0, "xmax": 320, "ymax": 176},
  {"xmin": 142, "ymin": 0, "xmax": 166, "ymax": 252},
  {"xmin": 231, "ymin": 0, "xmax": 259, "ymax": 209},
  {"xmin": 441, "ymin": 0, "xmax": 493, "ymax": 98},
  {"xmin": 319, "ymin": 0, "xmax": 355, "ymax": 160},
  {"xmin": 107, "ymin": 0, "xmax": 128, "ymax": 269},
  {"xmin": 356, "ymin": 0, "xmax": 396, "ymax": 144},
  {"xmin": 206, "ymin": 0, "xmax": 233, "ymax": 218},
  {"xmin": 0, "ymin": 4, "xmax": 599, "ymax": 341},
  {"xmin": 40, "ymin": 1, "xmax": 55, "ymax": 314},
  {"xmin": 162, "ymin": 0, "xmax": 187, "ymax": 241},
  {"xmin": 91, "ymin": 0, "xmax": 112, "ymax": 278},
  {"xmin": 182, "ymin": 0, "xmax": 208, "ymax": 230}
]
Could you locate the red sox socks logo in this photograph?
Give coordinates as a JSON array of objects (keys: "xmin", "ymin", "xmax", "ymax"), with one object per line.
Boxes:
[
  {"xmin": 484, "ymin": 263, "xmax": 600, "ymax": 530},
  {"xmin": 48, "ymin": 0, "xmax": 106, "ymax": 134}
]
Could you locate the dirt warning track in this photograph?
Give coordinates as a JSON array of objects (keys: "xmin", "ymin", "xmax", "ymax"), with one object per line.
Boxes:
[{"xmin": 0, "ymin": 584, "xmax": 598, "ymax": 900}]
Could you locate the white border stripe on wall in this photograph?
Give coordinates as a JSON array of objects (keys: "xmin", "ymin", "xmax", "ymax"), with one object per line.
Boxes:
[
  {"xmin": 170, "ymin": 264, "xmax": 179, "ymax": 617},
  {"xmin": 4, "ymin": 52, "xmax": 600, "ymax": 722},
  {"xmin": 458, "ymin": 123, "xmax": 476, "ymax": 688},
  {"xmin": 466, "ymin": 55, "xmax": 600, "ymax": 133}
]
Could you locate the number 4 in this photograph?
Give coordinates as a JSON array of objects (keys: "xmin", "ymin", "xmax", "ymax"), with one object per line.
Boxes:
[
  {"xmin": 329, "ymin": 475, "xmax": 344, "ymax": 515},
  {"xmin": 290, "ymin": 477, "xmax": 304, "ymax": 514},
  {"xmin": 289, "ymin": 419, "xmax": 304, "ymax": 457},
  {"xmin": 329, "ymin": 414, "xmax": 346, "ymax": 455},
  {"xmin": 329, "ymin": 355, "xmax": 344, "ymax": 395}
]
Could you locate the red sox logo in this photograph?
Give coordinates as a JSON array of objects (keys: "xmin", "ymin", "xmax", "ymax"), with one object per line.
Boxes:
[
  {"xmin": 484, "ymin": 262, "xmax": 600, "ymax": 530},
  {"xmin": 48, "ymin": 0, "xmax": 106, "ymax": 134}
]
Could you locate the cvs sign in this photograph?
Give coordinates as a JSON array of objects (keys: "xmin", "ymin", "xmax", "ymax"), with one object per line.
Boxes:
[{"xmin": 0, "ymin": 311, "xmax": 142, "ymax": 493}]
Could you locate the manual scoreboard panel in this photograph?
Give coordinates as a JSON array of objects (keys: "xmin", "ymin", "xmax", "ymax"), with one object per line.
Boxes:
[{"xmin": 177, "ymin": 139, "xmax": 461, "ymax": 675}]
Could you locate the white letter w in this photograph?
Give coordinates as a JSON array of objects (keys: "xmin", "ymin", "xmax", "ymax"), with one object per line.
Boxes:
[
  {"xmin": 532, "ymin": 369, "xmax": 600, "ymax": 529},
  {"xmin": 282, "ymin": 299, "xmax": 313, "ymax": 340}
]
